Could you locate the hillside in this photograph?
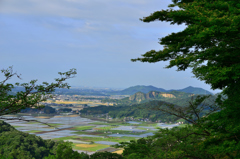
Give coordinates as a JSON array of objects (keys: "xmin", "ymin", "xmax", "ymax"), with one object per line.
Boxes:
[
  {"xmin": 107, "ymin": 85, "xmax": 166, "ymax": 95},
  {"xmin": 101, "ymin": 90, "xmax": 195, "ymax": 105},
  {"xmin": 107, "ymin": 85, "xmax": 213, "ymax": 95},
  {"xmin": 128, "ymin": 91, "xmax": 193, "ymax": 103},
  {"xmin": 168, "ymin": 86, "xmax": 213, "ymax": 95}
]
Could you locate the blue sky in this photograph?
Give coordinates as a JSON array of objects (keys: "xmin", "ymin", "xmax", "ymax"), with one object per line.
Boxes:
[{"xmin": 0, "ymin": 0, "xmax": 221, "ymax": 93}]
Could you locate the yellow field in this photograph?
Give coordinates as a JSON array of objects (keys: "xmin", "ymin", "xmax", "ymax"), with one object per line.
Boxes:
[
  {"xmin": 75, "ymin": 144, "xmax": 96, "ymax": 148},
  {"xmin": 53, "ymin": 115, "xmax": 79, "ymax": 118},
  {"xmin": 35, "ymin": 116, "xmax": 51, "ymax": 119},
  {"xmin": 52, "ymin": 101, "xmax": 113, "ymax": 106},
  {"xmin": 112, "ymin": 149, "xmax": 123, "ymax": 154},
  {"xmin": 73, "ymin": 143, "xmax": 110, "ymax": 151}
]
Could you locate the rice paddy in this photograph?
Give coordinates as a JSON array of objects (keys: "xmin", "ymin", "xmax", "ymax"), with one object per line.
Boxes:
[
  {"xmin": 2, "ymin": 114, "xmax": 180, "ymax": 154},
  {"xmin": 73, "ymin": 143, "xmax": 110, "ymax": 151}
]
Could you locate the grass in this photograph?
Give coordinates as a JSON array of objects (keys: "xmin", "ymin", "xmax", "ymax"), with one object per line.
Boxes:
[
  {"xmin": 25, "ymin": 130, "xmax": 42, "ymax": 133},
  {"xmin": 53, "ymin": 135, "xmax": 137, "ymax": 144},
  {"xmin": 71, "ymin": 136, "xmax": 137, "ymax": 143},
  {"xmin": 72, "ymin": 126, "xmax": 95, "ymax": 131},
  {"xmin": 136, "ymin": 127, "xmax": 149, "ymax": 130},
  {"xmin": 94, "ymin": 126, "xmax": 118, "ymax": 130},
  {"xmin": 72, "ymin": 143, "xmax": 110, "ymax": 151},
  {"xmin": 13, "ymin": 126, "xmax": 23, "ymax": 128}
]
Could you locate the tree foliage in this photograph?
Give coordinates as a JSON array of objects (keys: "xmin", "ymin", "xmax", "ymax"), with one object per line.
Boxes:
[
  {"xmin": 0, "ymin": 66, "xmax": 76, "ymax": 116},
  {"xmin": 128, "ymin": 0, "xmax": 240, "ymax": 158}
]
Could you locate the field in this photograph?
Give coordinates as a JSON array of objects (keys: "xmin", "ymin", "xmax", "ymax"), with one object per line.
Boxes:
[
  {"xmin": 48, "ymin": 101, "xmax": 113, "ymax": 106},
  {"xmin": 6, "ymin": 110, "xmax": 181, "ymax": 154},
  {"xmin": 73, "ymin": 143, "xmax": 110, "ymax": 151}
]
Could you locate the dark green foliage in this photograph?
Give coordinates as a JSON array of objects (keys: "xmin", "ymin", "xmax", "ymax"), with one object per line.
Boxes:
[
  {"xmin": 0, "ymin": 66, "xmax": 76, "ymax": 116},
  {"xmin": 115, "ymin": 126, "xmax": 214, "ymax": 159},
  {"xmin": 81, "ymin": 102, "xmax": 180, "ymax": 122},
  {"xmin": 45, "ymin": 142, "xmax": 89, "ymax": 159},
  {"xmin": 0, "ymin": 120, "xmax": 57, "ymax": 159},
  {"xmin": 129, "ymin": 0, "xmax": 240, "ymax": 158},
  {"xmin": 58, "ymin": 108, "xmax": 72, "ymax": 113},
  {"xmin": 115, "ymin": 138, "xmax": 155, "ymax": 159},
  {"xmin": 86, "ymin": 95, "xmax": 216, "ymax": 123},
  {"xmin": 89, "ymin": 151, "xmax": 123, "ymax": 159},
  {"xmin": 0, "ymin": 120, "xmax": 90, "ymax": 159}
]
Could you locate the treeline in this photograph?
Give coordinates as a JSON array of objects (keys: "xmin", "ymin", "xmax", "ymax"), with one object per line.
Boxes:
[
  {"xmin": 20, "ymin": 106, "xmax": 73, "ymax": 114},
  {"xmin": 20, "ymin": 106, "xmax": 56, "ymax": 114},
  {"xmin": 82, "ymin": 95, "xmax": 216, "ymax": 123},
  {"xmin": 80, "ymin": 102, "xmax": 180, "ymax": 122}
]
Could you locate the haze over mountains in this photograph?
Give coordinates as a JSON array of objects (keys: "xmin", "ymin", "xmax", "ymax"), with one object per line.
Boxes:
[
  {"xmin": 11, "ymin": 85, "xmax": 214, "ymax": 96},
  {"xmin": 108, "ymin": 85, "xmax": 213, "ymax": 95}
]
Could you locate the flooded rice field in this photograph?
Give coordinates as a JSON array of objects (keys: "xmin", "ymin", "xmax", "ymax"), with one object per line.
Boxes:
[{"xmin": 1, "ymin": 114, "xmax": 180, "ymax": 154}]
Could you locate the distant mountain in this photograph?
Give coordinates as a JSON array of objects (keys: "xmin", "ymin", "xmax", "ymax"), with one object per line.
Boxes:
[
  {"xmin": 108, "ymin": 85, "xmax": 166, "ymax": 95},
  {"xmin": 108, "ymin": 85, "xmax": 213, "ymax": 95},
  {"xmin": 128, "ymin": 91, "xmax": 193, "ymax": 103},
  {"xmin": 169, "ymin": 86, "xmax": 213, "ymax": 95}
]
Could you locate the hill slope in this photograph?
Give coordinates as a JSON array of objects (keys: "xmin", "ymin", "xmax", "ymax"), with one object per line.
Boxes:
[
  {"xmin": 108, "ymin": 85, "xmax": 213, "ymax": 95},
  {"xmin": 108, "ymin": 85, "xmax": 166, "ymax": 95},
  {"xmin": 170, "ymin": 86, "xmax": 213, "ymax": 95}
]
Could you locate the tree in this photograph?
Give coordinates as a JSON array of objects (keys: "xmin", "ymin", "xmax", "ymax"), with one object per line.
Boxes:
[
  {"xmin": 130, "ymin": 0, "xmax": 240, "ymax": 158},
  {"xmin": 0, "ymin": 66, "xmax": 76, "ymax": 121},
  {"xmin": 0, "ymin": 120, "xmax": 89, "ymax": 159}
]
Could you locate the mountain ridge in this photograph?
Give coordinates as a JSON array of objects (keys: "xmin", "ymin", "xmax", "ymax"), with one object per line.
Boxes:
[{"xmin": 108, "ymin": 85, "xmax": 213, "ymax": 95}]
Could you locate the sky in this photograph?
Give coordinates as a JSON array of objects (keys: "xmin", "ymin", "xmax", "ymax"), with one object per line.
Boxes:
[{"xmin": 0, "ymin": 0, "xmax": 222, "ymax": 94}]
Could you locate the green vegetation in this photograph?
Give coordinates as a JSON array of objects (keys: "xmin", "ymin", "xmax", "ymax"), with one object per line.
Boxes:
[
  {"xmin": 0, "ymin": 67, "xmax": 76, "ymax": 116},
  {"xmin": 102, "ymin": 90, "xmax": 216, "ymax": 106},
  {"xmin": 120, "ymin": 0, "xmax": 240, "ymax": 158},
  {"xmin": 72, "ymin": 143, "xmax": 110, "ymax": 152},
  {"xmin": 106, "ymin": 85, "xmax": 212, "ymax": 96},
  {"xmin": 81, "ymin": 102, "xmax": 189, "ymax": 123},
  {"xmin": 2, "ymin": 0, "xmax": 240, "ymax": 158},
  {"xmin": 0, "ymin": 120, "xmax": 87, "ymax": 159},
  {"xmin": 25, "ymin": 130, "xmax": 43, "ymax": 133},
  {"xmin": 94, "ymin": 126, "xmax": 118, "ymax": 130},
  {"xmin": 54, "ymin": 135, "xmax": 137, "ymax": 143},
  {"xmin": 12, "ymin": 126, "xmax": 23, "ymax": 128},
  {"xmin": 72, "ymin": 126, "xmax": 95, "ymax": 131}
]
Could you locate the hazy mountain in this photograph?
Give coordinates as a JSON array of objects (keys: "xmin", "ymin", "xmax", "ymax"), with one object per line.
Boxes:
[
  {"xmin": 168, "ymin": 86, "xmax": 213, "ymax": 95},
  {"xmin": 108, "ymin": 85, "xmax": 166, "ymax": 95},
  {"xmin": 108, "ymin": 85, "xmax": 213, "ymax": 95}
]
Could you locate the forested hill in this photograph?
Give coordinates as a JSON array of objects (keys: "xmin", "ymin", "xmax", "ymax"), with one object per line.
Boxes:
[
  {"xmin": 102, "ymin": 90, "xmax": 196, "ymax": 105},
  {"xmin": 128, "ymin": 91, "xmax": 193, "ymax": 103},
  {"xmin": 167, "ymin": 86, "xmax": 213, "ymax": 95},
  {"xmin": 106, "ymin": 85, "xmax": 166, "ymax": 95},
  {"xmin": 106, "ymin": 85, "xmax": 213, "ymax": 95}
]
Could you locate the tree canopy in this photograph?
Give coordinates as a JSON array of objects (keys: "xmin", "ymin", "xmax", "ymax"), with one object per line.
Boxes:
[
  {"xmin": 132, "ymin": 0, "xmax": 240, "ymax": 91},
  {"xmin": 127, "ymin": 0, "xmax": 240, "ymax": 158},
  {"xmin": 0, "ymin": 66, "xmax": 76, "ymax": 116}
]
